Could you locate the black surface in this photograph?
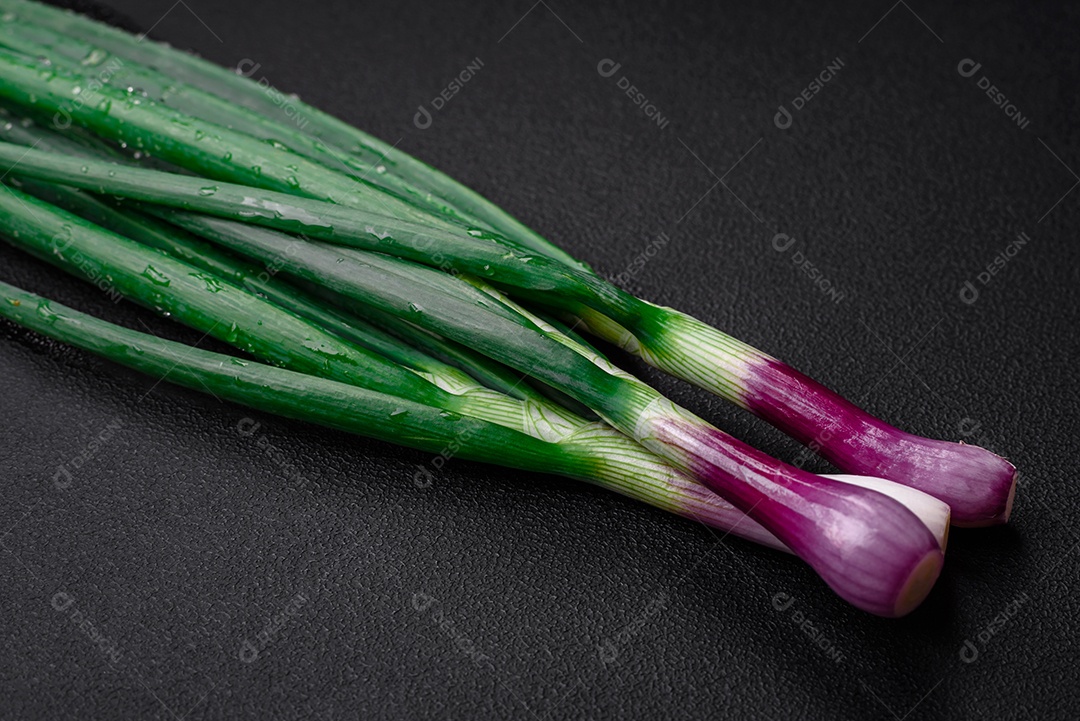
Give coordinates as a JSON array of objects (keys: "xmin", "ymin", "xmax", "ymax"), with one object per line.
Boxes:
[{"xmin": 2, "ymin": 0, "xmax": 1078, "ymax": 718}]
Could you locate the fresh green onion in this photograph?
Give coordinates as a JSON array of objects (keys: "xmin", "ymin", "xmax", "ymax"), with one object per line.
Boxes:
[
  {"xmin": 0, "ymin": 278, "xmax": 789, "ymax": 552},
  {"xmin": 0, "ymin": 1, "xmax": 1022, "ymax": 616}
]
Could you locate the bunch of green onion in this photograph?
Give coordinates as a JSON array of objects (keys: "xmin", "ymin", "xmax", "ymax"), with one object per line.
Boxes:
[{"xmin": 0, "ymin": 0, "xmax": 1016, "ymax": 616}]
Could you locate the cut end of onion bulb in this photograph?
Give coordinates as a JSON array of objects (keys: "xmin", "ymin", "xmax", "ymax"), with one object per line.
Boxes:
[
  {"xmin": 823, "ymin": 474, "xmax": 949, "ymax": 616},
  {"xmin": 893, "ymin": 548, "xmax": 946, "ymax": 618}
]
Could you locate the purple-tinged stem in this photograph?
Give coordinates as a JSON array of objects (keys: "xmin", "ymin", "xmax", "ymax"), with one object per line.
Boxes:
[
  {"xmin": 578, "ymin": 306, "xmax": 1016, "ymax": 527},
  {"xmin": 741, "ymin": 356, "xmax": 1017, "ymax": 527}
]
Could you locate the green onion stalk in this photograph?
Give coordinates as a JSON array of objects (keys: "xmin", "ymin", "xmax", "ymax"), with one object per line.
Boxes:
[
  {"xmin": 0, "ymin": 183, "xmax": 794, "ymax": 552},
  {"xmin": 0, "ymin": 278, "xmax": 783, "ymax": 545},
  {"xmin": 0, "ymin": 17, "xmax": 474, "ymax": 227},
  {"xmin": 0, "ymin": 106, "xmax": 569, "ymax": 412}
]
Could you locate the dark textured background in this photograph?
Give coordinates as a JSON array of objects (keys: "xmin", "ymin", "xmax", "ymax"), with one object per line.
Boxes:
[{"xmin": 2, "ymin": 0, "xmax": 1078, "ymax": 718}]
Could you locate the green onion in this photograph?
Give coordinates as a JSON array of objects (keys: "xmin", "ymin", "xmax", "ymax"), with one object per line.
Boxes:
[
  {"xmin": 0, "ymin": 276, "xmax": 796, "ymax": 552},
  {"xmin": 0, "ymin": 278, "xmax": 567, "ymax": 474},
  {"xmin": 0, "ymin": 1, "xmax": 1006, "ymax": 615}
]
